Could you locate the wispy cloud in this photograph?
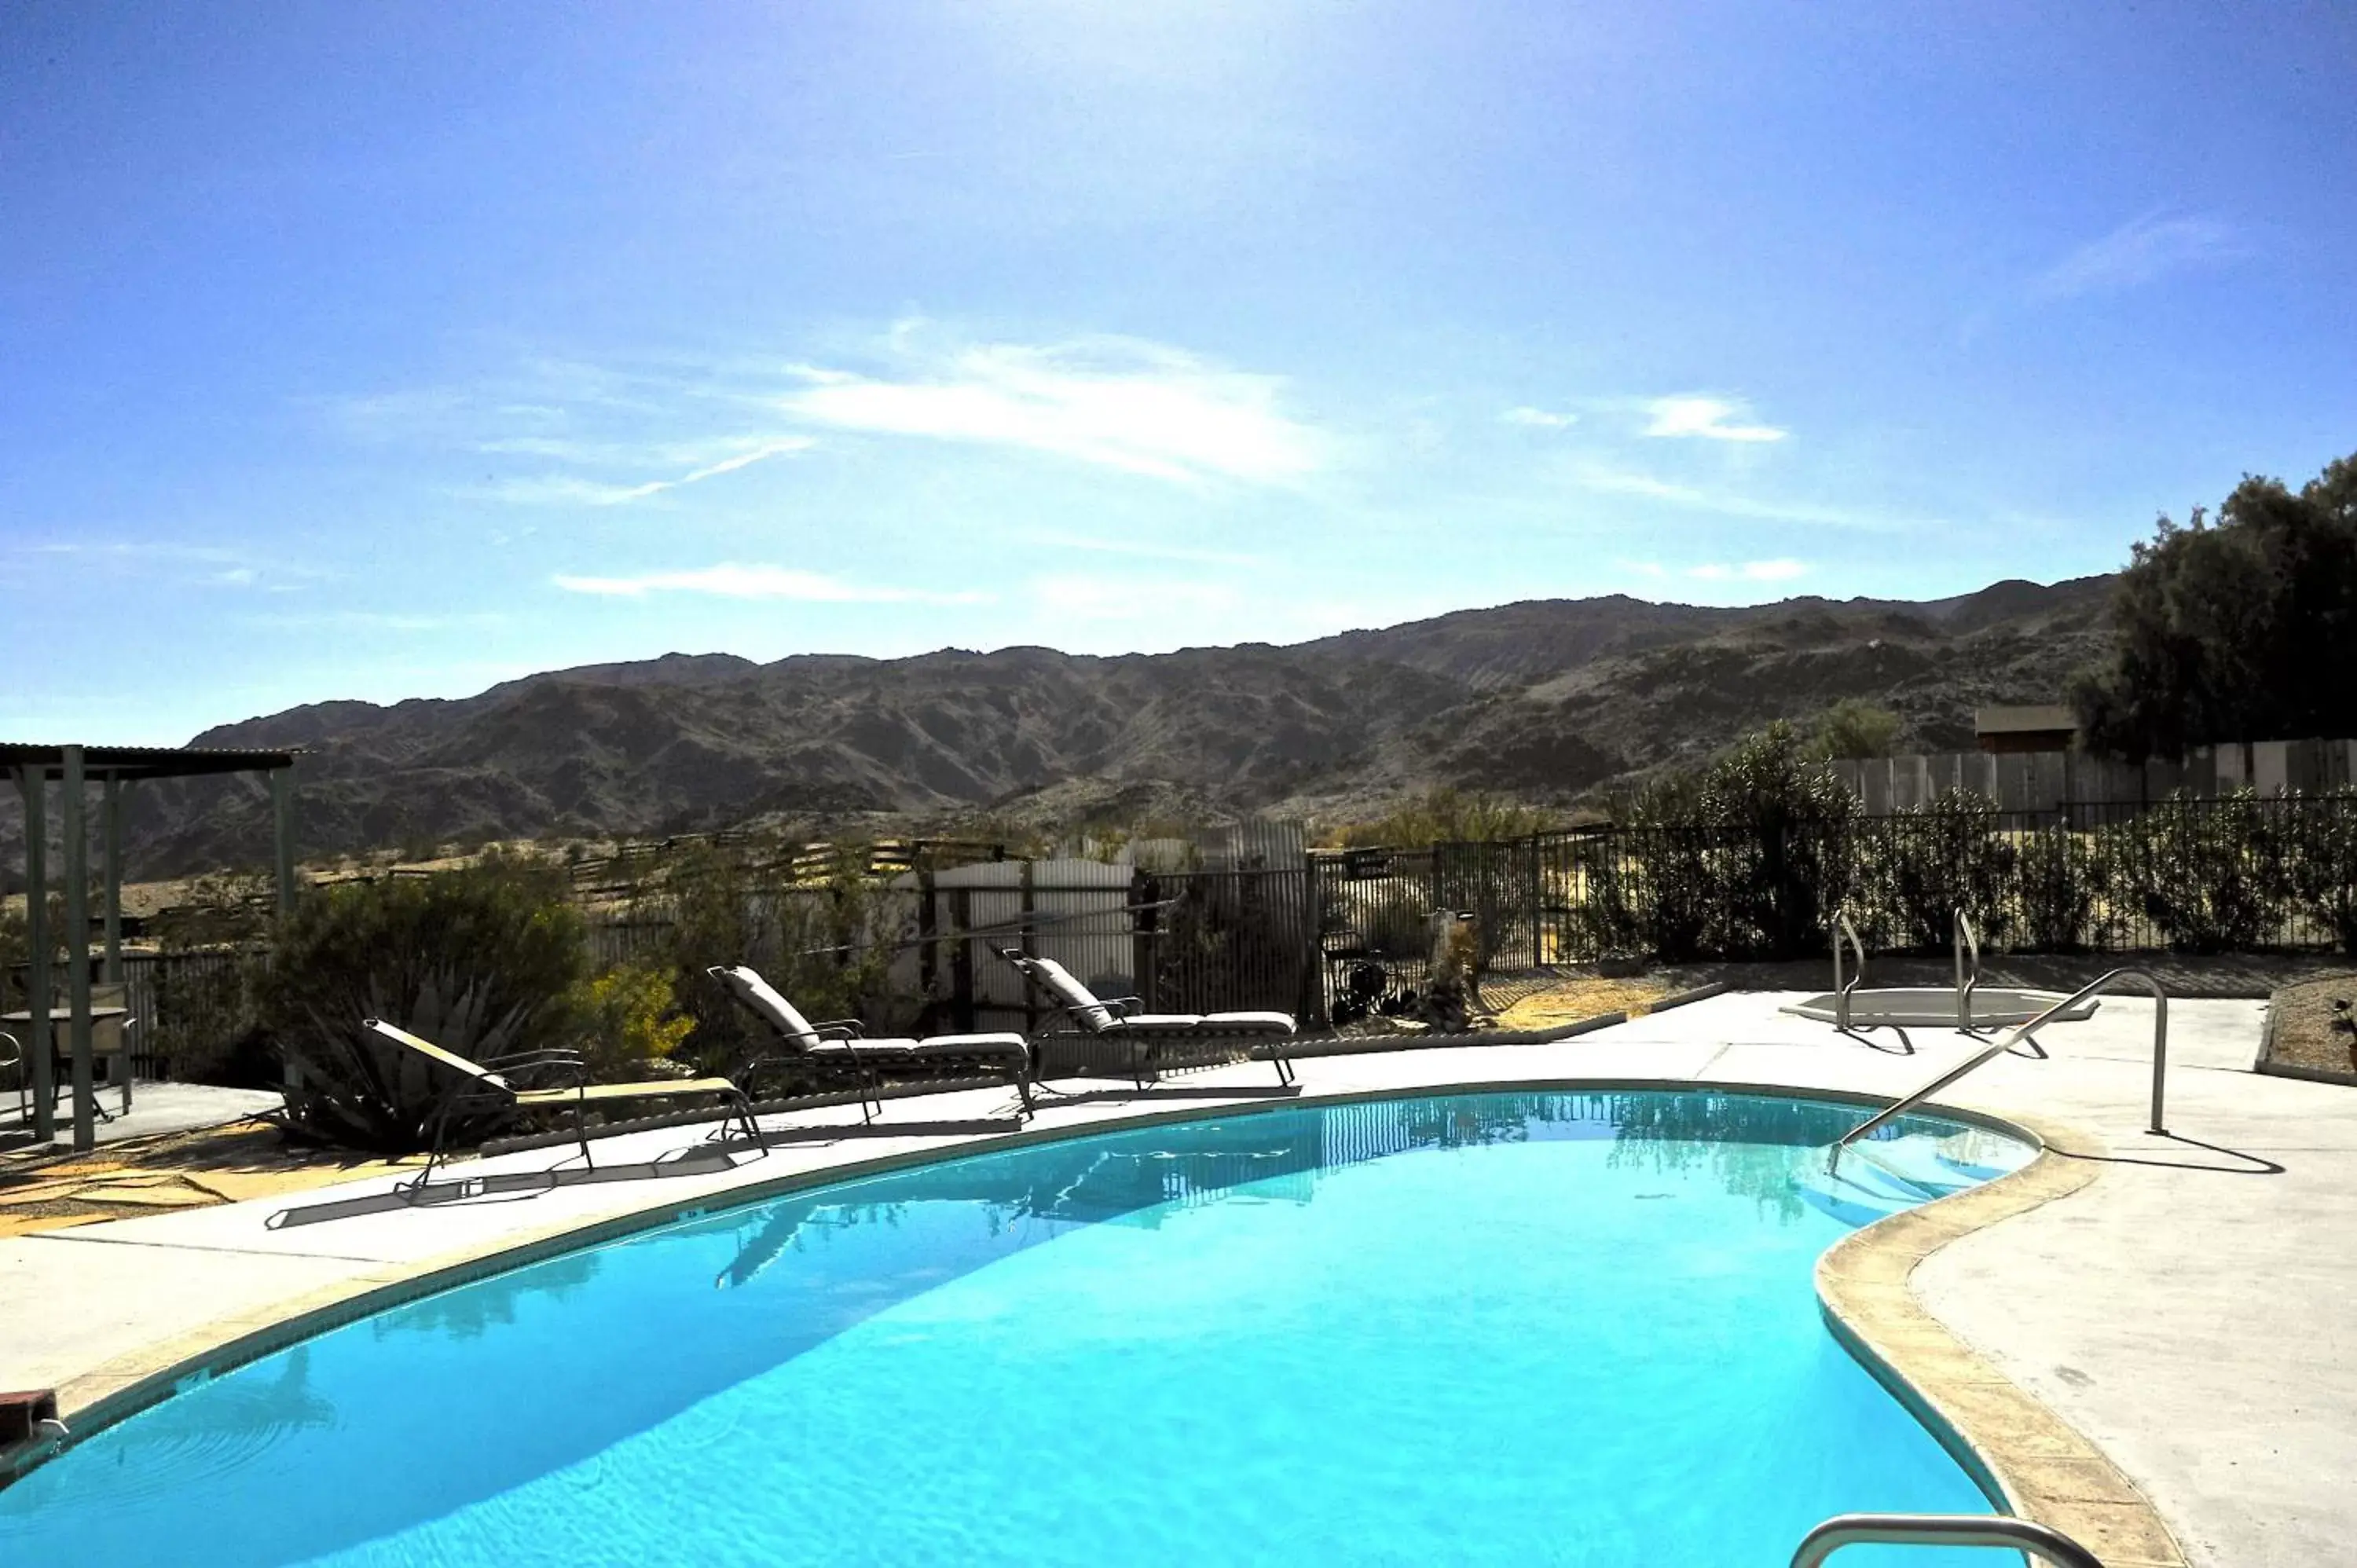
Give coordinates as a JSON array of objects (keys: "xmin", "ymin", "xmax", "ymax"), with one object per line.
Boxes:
[
  {"xmin": 2031, "ymin": 211, "xmax": 2247, "ymax": 301},
  {"xmin": 335, "ymin": 328, "xmax": 1321, "ymax": 503},
  {"xmin": 482, "ymin": 438, "xmax": 813, "ymax": 507},
  {"xmin": 1574, "ymin": 463, "xmax": 1921, "ymax": 531},
  {"xmin": 1641, "ymin": 395, "xmax": 1786, "ymax": 443},
  {"xmin": 17, "ymin": 539, "xmax": 332, "ymax": 590},
  {"xmin": 1501, "ymin": 405, "xmax": 1578, "ymax": 429},
  {"xmin": 552, "ymin": 564, "xmax": 990, "ymax": 603},
  {"xmin": 783, "ymin": 334, "xmax": 1322, "ymax": 485},
  {"xmin": 1019, "ymin": 529, "xmax": 1261, "ymax": 566}
]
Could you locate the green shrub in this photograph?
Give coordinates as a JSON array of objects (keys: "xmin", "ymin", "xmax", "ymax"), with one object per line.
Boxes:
[
  {"xmin": 148, "ymin": 953, "xmax": 273, "ymax": 1087},
  {"xmin": 1340, "ymin": 787, "xmax": 1554, "ymax": 849},
  {"xmin": 1856, "ymin": 793, "xmax": 2016, "ymax": 952},
  {"xmin": 1578, "ymin": 724, "xmax": 1859, "ymax": 962},
  {"xmin": 255, "ymin": 852, "xmax": 587, "ymax": 1151},
  {"xmin": 2012, "ymin": 826, "xmax": 2107, "ymax": 953},
  {"xmin": 1345, "ymin": 881, "xmax": 1435, "ymax": 958},
  {"xmin": 2282, "ymin": 788, "xmax": 2357, "ymax": 954},
  {"xmin": 2110, "ymin": 791, "xmax": 2287, "ymax": 953},
  {"xmin": 1807, "ymin": 698, "xmax": 1902, "ymax": 761},
  {"xmin": 1431, "ymin": 839, "xmax": 1534, "ymax": 971},
  {"xmin": 567, "ymin": 962, "xmax": 695, "ymax": 1081},
  {"xmin": 646, "ymin": 844, "xmax": 907, "ymax": 1077}
]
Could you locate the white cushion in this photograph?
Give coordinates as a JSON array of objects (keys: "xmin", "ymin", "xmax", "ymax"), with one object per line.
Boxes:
[
  {"xmin": 1025, "ymin": 957, "xmax": 1118, "ymax": 1031},
  {"xmin": 915, "ymin": 1032, "xmax": 1031, "ymax": 1057},
  {"xmin": 1200, "ymin": 1011, "xmax": 1296, "ymax": 1035},
  {"xmin": 714, "ymin": 965, "xmax": 821, "ymax": 1049},
  {"xmin": 1109, "ymin": 1013, "xmax": 1204, "ymax": 1031}
]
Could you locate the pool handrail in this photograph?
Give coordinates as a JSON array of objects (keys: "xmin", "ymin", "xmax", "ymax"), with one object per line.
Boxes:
[
  {"xmin": 1831, "ymin": 911, "xmax": 1867, "ymax": 1032},
  {"xmin": 1952, "ymin": 910, "xmax": 1980, "ymax": 1034},
  {"xmin": 1832, "ymin": 965, "xmax": 2170, "ymax": 1171},
  {"xmin": 1791, "ymin": 1511, "xmax": 2103, "ymax": 1568}
]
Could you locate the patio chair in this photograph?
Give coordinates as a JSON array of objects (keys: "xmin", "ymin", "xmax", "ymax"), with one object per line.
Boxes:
[
  {"xmin": 707, "ymin": 965, "xmax": 1034, "ymax": 1121},
  {"xmin": 0, "ymin": 1030, "xmax": 26, "ymax": 1124},
  {"xmin": 994, "ymin": 949, "xmax": 1296, "ymax": 1090},
  {"xmin": 361, "ymin": 1019, "xmax": 767, "ymax": 1193}
]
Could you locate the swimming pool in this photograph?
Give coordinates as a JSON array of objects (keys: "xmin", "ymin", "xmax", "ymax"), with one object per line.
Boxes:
[{"xmin": 0, "ymin": 1090, "xmax": 2033, "ymax": 1566}]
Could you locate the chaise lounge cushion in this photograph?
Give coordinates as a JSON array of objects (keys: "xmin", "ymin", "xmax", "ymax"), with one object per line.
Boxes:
[
  {"xmin": 709, "ymin": 965, "xmax": 823, "ymax": 1049},
  {"xmin": 1198, "ymin": 1011, "xmax": 1296, "ymax": 1035},
  {"xmin": 1021, "ymin": 958, "xmax": 1121, "ymax": 1031},
  {"xmin": 804, "ymin": 1032, "xmax": 1028, "ymax": 1061}
]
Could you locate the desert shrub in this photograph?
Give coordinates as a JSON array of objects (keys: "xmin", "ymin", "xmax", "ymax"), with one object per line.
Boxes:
[
  {"xmin": 2282, "ymin": 788, "xmax": 2357, "ymax": 954},
  {"xmin": 147, "ymin": 952, "xmax": 274, "ymax": 1086},
  {"xmin": 2109, "ymin": 791, "xmax": 2288, "ymax": 953},
  {"xmin": 1572, "ymin": 818, "xmax": 1718, "ymax": 964},
  {"xmin": 2012, "ymin": 826, "xmax": 2108, "ymax": 953},
  {"xmin": 1808, "ymin": 698, "xmax": 1902, "ymax": 761},
  {"xmin": 254, "ymin": 852, "xmax": 587, "ymax": 1151},
  {"xmin": 1431, "ymin": 838, "xmax": 1535, "ymax": 971},
  {"xmin": 1854, "ymin": 793, "xmax": 2016, "ymax": 952},
  {"xmin": 1339, "ymin": 787, "xmax": 1553, "ymax": 849},
  {"xmin": 146, "ymin": 872, "xmax": 276, "ymax": 951},
  {"xmin": 567, "ymin": 962, "xmax": 695, "ymax": 1081},
  {"xmin": 1343, "ymin": 881, "xmax": 1435, "ymax": 958},
  {"xmin": 648, "ymin": 844, "xmax": 907, "ymax": 1077},
  {"xmin": 1579, "ymin": 724, "xmax": 1860, "ymax": 962},
  {"xmin": 1146, "ymin": 870, "xmax": 1317, "ymax": 1018}
]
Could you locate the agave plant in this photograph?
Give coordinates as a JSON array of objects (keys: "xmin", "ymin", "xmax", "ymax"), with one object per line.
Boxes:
[{"xmin": 253, "ymin": 854, "xmax": 588, "ymax": 1151}]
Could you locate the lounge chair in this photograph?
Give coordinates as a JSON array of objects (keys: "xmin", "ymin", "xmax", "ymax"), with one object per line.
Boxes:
[
  {"xmin": 362, "ymin": 1018, "xmax": 765, "ymax": 1192},
  {"xmin": 995, "ymin": 949, "xmax": 1296, "ymax": 1090},
  {"xmin": 707, "ymin": 965, "xmax": 1035, "ymax": 1119}
]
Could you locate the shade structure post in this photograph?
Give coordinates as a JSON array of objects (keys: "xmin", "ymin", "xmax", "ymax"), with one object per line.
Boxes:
[
  {"xmin": 60, "ymin": 746, "xmax": 94, "ymax": 1152},
  {"xmin": 271, "ymin": 765, "xmax": 295, "ymax": 921},
  {"xmin": 102, "ymin": 775, "xmax": 125, "ymax": 984},
  {"xmin": 269, "ymin": 764, "xmax": 302, "ymax": 1093},
  {"xmin": 13, "ymin": 766, "xmax": 54, "ymax": 1141}
]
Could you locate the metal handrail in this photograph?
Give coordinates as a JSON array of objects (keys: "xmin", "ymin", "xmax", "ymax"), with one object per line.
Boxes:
[
  {"xmin": 1952, "ymin": 910, "xmax": 1981, "ymax": 1033},
  {"xmin": 1834, "ymin": 965, "xmax": 2170, "ymax": 1170},
  {"xmin": 1792, "ymin": 1511, "xmax": 2104, "ymax": 1567},
  {"xmin": 1832, "ymin": 911, "xmax": 1867, "ymax": 1031}
]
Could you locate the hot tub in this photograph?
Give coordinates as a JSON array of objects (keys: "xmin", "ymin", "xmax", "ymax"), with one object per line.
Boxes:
[{"xmin": 1780, "ymin": 986, "xmax": 2099, "ymax": 1030}]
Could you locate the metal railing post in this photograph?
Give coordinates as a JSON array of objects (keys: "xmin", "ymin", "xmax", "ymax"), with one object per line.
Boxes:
[{"xmin": 1835, "ymin": 966, "xmax": 2172, "ymax": 1168}]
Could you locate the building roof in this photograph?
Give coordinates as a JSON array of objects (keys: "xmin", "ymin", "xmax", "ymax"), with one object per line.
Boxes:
[
  {"xmin": 1974, "ymin": 705, "xmax": 2080, "ymax": 736},
  {"xmin": 0, "ymin": 742, "xmax": 298, "ymax": 782}
]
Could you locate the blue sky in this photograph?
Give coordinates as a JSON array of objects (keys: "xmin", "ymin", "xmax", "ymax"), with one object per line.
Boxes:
[{"xmin": 5, "ymin": 1, "xmax": 2353, "ymax": 744}]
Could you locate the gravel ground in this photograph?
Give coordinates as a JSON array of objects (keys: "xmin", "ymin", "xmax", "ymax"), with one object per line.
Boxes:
[{"xmin": 2265, "ymin": 972, "xmax": 2357, "ymax": 1079}]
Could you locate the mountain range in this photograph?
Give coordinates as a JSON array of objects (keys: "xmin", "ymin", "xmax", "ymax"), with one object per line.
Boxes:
[{"xmin": 31, "ymin": 574, "xmax": 2118, "ymax": 878}]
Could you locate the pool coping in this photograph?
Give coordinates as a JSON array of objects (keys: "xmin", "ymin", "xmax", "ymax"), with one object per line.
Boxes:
[
  {"xmin": 1816, "ymin": 1110, "xmax": 2190, "ymax": 1568},
  {"xmin": 0, "ymin": 1073, "xmax": 2172, "ymax": 1564}
]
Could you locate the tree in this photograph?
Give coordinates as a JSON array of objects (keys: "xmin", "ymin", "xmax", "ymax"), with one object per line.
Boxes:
[
  {"xmin": 1807, "ymin": 698, "xmax": 1901, "ymax": 760},
  {"xmin": 2073, "ymin": 453, "xmax": 2357, "ymax": 759}
]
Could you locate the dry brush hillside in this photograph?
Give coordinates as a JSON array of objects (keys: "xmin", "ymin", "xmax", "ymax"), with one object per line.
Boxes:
[{"xmin": 12, "ymin": 576, "xmax": 2114, "ymax": 878}]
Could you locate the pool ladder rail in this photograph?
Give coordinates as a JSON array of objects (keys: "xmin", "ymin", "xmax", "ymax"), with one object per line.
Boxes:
[
  {"xmin": 1831, "ymin": 907, "xmax": 2016, "ymax": 1039},
  {"xmin": 1792, "ymin": 1511, "xmax": 2104, "ymax": 1566},
  {"xmin": 1832, "ymin": 965, "xmax": 2172, "ymax": 1175}
]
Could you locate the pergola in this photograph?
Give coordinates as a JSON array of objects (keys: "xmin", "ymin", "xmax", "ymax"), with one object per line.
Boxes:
[{"xmin": 5, "ymin": 743, "xmax": 298, "ymax": 1151}]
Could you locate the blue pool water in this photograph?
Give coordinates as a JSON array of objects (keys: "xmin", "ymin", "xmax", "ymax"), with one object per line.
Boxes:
[{"xmin": 0, "ymin": 1090, "xmax": 2031, "ymax": 1566}]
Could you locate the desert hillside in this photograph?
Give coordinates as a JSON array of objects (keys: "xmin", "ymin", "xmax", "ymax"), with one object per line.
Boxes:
[{"xmin": 11, "ymin": 576, "xmax": 2115, "ymax": 877}]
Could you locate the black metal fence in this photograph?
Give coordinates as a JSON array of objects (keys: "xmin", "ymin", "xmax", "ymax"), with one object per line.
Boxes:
[
  {"xmin": 1339, "ymin": 794, "xmax": 2357, "ymax": 975},
  {"xmin": 38, "ymin": 793, "xmax": 2347, "ymax": 1091}
]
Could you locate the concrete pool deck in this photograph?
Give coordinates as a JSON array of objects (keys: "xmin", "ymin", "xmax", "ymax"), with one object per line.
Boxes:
[{"xmin": 1, "ymin": 991, "xmax": 2347, "ymax": 1568}]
